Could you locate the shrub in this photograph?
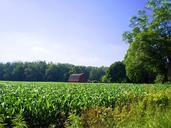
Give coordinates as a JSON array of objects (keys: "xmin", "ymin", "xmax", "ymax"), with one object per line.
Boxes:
[{"xmin": 155, "ymin": 75, "xmax": 165, "ymax": 83}]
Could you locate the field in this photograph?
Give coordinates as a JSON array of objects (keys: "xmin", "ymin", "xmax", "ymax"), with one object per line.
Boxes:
[{"xmin": 0, "ymin": 81, "xmax": 171, "ymax": 128}]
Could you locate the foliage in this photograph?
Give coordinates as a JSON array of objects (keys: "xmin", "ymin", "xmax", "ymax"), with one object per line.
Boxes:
[
  {"xmin": 123, "ymin": 0, "xmax": 171, "ymax": 83},
  {"xmin": 0, "ymin": 62, "xmax": 106, "ymax": 82},
  {"xmin": 0, "ymin": 81, "xmax": 170, "ymax": 127},
  {"xmin": 155, "ymin": 74, "xmax": 165, "ymax": 83},
  {"xmin": 106, "ymin": 61, "xmax": 126, "ymax": 83},
  {"xmin": 0, "ymin": 114, "xmax": 6, "ymax": 128},
  {"xmin": 88, "ymin": 67, "xmax": 106, "ymax": 82},
  {"xmin": 69, "ymin": 105, "xmax": 171, "ymax": 128},
  {"xmin": 12, "ymin": 114, "xmax": 28, "ymax": 128},
  {"xmin": 65, "ymin": 114, "xmax": 83, "ymax": 128},
  {"xmin": 101, "ymin": 75, "xmax": 109, "ymax": 83}
]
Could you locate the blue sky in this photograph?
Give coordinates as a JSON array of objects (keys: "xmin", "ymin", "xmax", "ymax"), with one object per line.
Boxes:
[{"xmin": 0, "ymin": 0, "xmax": 147, "ymax": 67}]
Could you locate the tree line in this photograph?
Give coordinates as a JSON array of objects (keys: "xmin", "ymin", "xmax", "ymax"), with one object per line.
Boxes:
[{"xmin": 0, "ymin": 61, "xmax": 107, "ymax": 82}]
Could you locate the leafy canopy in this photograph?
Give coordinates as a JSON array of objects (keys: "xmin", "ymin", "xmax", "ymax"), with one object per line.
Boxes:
[{"xmin": 123, "ymin": 0, "xmax": 171, "ymax": 83}]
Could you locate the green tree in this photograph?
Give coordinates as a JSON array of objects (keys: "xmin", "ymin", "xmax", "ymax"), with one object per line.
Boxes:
[
  {"xmin": 123, "ymin": 0, "xmax": 171, "ymax": 83},
  {"xmin": 12, "ymin": 62, "xmax": 25, "ymax": 81},
  {"xmin": 45, "ymin": 64, "xmax": 59, "ymax": 81},
  {"xmin": 56, "ymin": 64, "xmax": 71, "ymax": 81},
  {"xmin": 24, "ymin": 61, "xmax": 46, "ymax": 81},
  {"xmin": 3, "ymin": 62, "xmax": 13, "ymax": 80},
  {"xmin": 106, "ymin": 61, "xmax": 126, "ymax": 83},
  {"xmin": 0, "ymin": 63, "xmax": 4, "ymax": 80},
  {"xmin": 88, "ymin": 67, "xmax": 106, "ymax": 82}
]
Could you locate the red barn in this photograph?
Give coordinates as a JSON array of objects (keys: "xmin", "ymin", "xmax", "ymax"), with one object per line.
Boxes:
[{"xmin": 68, "ymin": 73, "xmax": 87, "ymax": 82}]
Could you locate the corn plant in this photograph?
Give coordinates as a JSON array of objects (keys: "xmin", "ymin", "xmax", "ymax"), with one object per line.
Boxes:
[{"xmin": 0, "ymin": 81, "xmax": 170, "ymax": 127}]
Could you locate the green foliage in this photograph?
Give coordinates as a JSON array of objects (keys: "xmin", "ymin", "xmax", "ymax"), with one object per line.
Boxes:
[
  {"xmin": 80, "ymin": 107, "xmax": 117, "ymax": 128},
  {"xmin": 123, "ymin": 0, "xmax": 171, "ymax": 83},
  {"xmin": 106, "ymin": 61, "xmax": 126, "ymax": 83},
  {"xmin": 12, "ymin": 114, "xmax": 28, "ymax": 128},
  {"xmin": 65, "ymin": 114, "xmax": 83, "ymax": 128},
  {"xmin": 155, "ymin": 74, "xmax": 165, "ymax": 83},
  {"xmin": 0, "ymin": 62, "xmax": 106, "ymax": 82},
  {"xmin": 82, "ymin": 106, "xmax": 171, "ymax": 128},
  {"xmin": 0, "ymin": 81, "xmax": 171, "ymax": 127},
  {"xmin": 88, "ymin": 67, "xmax": 106, "ymax": 82},
  {"xmin": 101, "ymin": 75, "xmax": 109, "ymax": 83},
  {"xmin": 124, "ymin": 41, "xmax": 156, "ymax": 83},
  {"xmin": 0, "ymin": 114, "xmax": 6, "ymax": 128}
]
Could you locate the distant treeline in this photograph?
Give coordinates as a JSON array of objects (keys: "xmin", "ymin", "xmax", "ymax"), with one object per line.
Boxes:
[{"xmin": 0, "ymin": 61, "xmax": 107, "ymax": 82}]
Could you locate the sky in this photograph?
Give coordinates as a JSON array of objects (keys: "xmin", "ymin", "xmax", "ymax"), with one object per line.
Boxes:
[{"xmin": 0, "ymin": 0, "xmax": 147, "ymax": 67}]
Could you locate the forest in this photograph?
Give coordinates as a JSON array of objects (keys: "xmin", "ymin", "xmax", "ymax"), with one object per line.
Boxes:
[{"xmin": 0, "ymin": 61, "xmax": 107, "ymax": 82}]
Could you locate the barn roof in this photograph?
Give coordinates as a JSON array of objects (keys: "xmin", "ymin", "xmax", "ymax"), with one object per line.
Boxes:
[{"xmin": 68, "ymin": 73, "xmax": 85, "ymax": 82}]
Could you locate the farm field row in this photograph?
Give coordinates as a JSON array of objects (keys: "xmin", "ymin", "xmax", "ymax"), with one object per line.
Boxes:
[{"xmin": 0, "ymin": 81, "xmax": 171, "ymax": 128}]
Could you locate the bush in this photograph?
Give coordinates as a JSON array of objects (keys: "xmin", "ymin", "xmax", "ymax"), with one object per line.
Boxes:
[{"xmin": 155, "ymin": 75, "xmax": 165, "ymax": 83}]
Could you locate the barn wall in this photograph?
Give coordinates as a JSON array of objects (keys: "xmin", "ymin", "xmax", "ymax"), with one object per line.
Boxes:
[{"xmin": 79, "ymin": 75, "xmax": 87, "ymax": 82}]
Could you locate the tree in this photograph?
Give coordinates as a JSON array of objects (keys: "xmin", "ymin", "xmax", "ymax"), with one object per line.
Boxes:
[
  {"xmin": 45, "ymin": 63, "xmax": 71, "ymax": 82},
  {"xmin": 35, "ymin": 61, "xmax": 47, "ymax": 81},
  {"xmin": 45, "ymin": 64, "xmax": 58, "ymax": 81},
  {"xmin": 3, "ymin": 62, "xmax": 13, "ymax": 80},
  {"xmin": 0, "ymin": 63, "xmax": 4, "ymax": 80},
  {"xmin": 12, "ymin": 62, "xmax": 25, "ymax": 81},
  {"xmin": 55, "ymin": 64, "xmax": 71, "ymax": 81},
  {"xmin": 88, "ymin": 67, "xmax": 106, "ymax": 82},
  {"xmin": 106, "ymin": 61, "xmax": 126, "ymax": 83},
  {"xmin": 124, "ymin": 42, "xmax": 156, "ymax": 83},
  {"xmin": 23, "ymin": 61, "xmax": 45, "ymax": 81},
  {"xmin": 123, "ymin": 0, "xmax": 171, "ymax": 83}
]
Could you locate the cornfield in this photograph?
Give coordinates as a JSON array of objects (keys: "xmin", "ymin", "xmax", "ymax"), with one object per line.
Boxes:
[{"xmin": 0, "ymin": 81, "xmax": 171, "ymax": 128}]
